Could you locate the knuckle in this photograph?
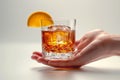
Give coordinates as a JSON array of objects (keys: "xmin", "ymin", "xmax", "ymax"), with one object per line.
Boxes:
[{"xmin": 98, "ymin": 34, "xmax": 110, "ymax": 41}]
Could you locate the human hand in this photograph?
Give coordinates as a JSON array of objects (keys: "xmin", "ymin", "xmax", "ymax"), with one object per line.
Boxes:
[{"xmin": 31, "ymin": 29, "xmax": 115, "ymax": 68}]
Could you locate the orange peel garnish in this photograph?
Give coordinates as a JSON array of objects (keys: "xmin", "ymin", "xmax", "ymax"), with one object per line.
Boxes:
[{"xmin": 27, "ymin": 11, "xmax": 54, "ymax": 28}]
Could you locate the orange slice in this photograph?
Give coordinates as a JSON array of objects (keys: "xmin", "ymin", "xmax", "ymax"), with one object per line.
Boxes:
[{"xmin": 27, "ymin": 11, "xmax": 54, "ymax": 28}]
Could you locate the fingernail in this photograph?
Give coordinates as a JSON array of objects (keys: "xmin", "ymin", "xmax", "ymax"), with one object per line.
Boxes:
[{"xmin": 31, "ymin": 55, "xmax": 38, "ymax": 60}]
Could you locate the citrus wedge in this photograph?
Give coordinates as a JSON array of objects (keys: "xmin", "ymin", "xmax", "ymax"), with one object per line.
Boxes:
[{"xmin": 27, "ymin": 11, "xmax": 54, "ymax": 28}]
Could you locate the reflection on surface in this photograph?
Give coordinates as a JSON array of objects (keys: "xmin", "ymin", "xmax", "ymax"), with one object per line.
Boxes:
[{"xmin": 31, "ymin": 66, "xmax": 120, "ymax": 80}]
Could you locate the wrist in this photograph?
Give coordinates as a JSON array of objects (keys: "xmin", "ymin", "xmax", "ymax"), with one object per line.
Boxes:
[{"xmin": 109, "ymin": 34, "xmax": 120, "ymax": 56}]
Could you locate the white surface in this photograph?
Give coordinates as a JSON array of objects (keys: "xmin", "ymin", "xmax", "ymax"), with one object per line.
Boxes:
[{"xmin": 0, "ymin": 43, "xmax": 120, "ymax": 80}]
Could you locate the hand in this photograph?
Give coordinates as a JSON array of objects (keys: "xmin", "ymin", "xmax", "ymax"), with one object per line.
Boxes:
[{"xmin": 31, "ymin": 29, "xmax": 115, "ymax": 68}]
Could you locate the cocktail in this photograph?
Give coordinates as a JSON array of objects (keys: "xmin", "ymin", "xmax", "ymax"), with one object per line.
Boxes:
[
  {"xmin": 41, "ymin": 19, "xmax": 76, "ymax": 59},
  {"xmin": 27, "ymin": 11, "xmax": 76, "ymax": 60}
]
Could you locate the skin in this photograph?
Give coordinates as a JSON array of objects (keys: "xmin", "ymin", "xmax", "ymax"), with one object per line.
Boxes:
[{"xmin": 31, "ymin": 29, "xmax": 120, "ymax": 68}]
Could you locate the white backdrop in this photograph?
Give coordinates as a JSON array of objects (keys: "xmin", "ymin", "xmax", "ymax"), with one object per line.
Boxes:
[
  {"xmin": 1, "ymin": 1, "xmax": 120, "ymax": 80},
  {"xmin": 0, "ymin": 0, "xmax": 120, "ymax": 43}
]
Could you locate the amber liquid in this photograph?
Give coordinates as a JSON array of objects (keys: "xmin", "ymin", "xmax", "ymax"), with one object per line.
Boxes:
[{"xmin": 42, "ymin": 30, "xmax": 75, "ymax": 53}]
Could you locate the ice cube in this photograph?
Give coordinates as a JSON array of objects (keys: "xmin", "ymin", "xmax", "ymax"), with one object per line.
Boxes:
[
  {"xmin": 62, "ymin": 25, "xmax": 71, "ymax": 31},
  {"xmin": 48, "ymin": 25, "xmax": 56, "ymax": 31},
  {"xmin": 48, "ymin": 25, "xmax": 71, "ymax": 31}
]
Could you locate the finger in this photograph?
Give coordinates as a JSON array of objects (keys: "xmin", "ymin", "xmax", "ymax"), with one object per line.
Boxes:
[
  {"xmin": 37, "ymin": 57, "xmax": 49, "ymax": 65},
  {"xmin": 79, "ymin": 29, "xmax": 104, "ymax": 42},
  {"xmin": 31, "ymin": 52, "xmax": 43, "ymax": 60},
  {"xmin": 74, "ymin": 38, "xmax": 93, "ymax": 56},
  {"xmin": 74, "ymin": 36, "xmax": 87, "ymax": 50},
  {"xmin": 85, "ymin": 29, "xmax": 104, "ymax": 39},
  {"xmin": 86, "ymin": 29, "xmax": 104, "ymax": 36},
  {"xmin": 77, "ymin": 40, "xmax": 98, "ymax": 56},
  {"xmin": 74, "ymin": 40, "xmax": 87, "ymax": 56},
  {"xmin": 75, "ymin": 37, "xmax": 87, "ymax": 46},
  {"xmin": 33, "ymin": 51, "xmax": 43, "ymax": 56},
  {"xmin": 75, "ymin": 40, "xmax": 80, "ymax": 46}
]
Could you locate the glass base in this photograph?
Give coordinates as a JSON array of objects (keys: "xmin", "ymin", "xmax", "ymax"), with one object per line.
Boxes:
[{"xmin": 43, "ymin": 52, "xmax": 72, "ymax": 60}]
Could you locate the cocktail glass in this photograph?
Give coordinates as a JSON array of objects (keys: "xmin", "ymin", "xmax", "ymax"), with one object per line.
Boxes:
[{"xmin": 41, "ymin": 19, "xmax": 76, "ymax": 60}]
